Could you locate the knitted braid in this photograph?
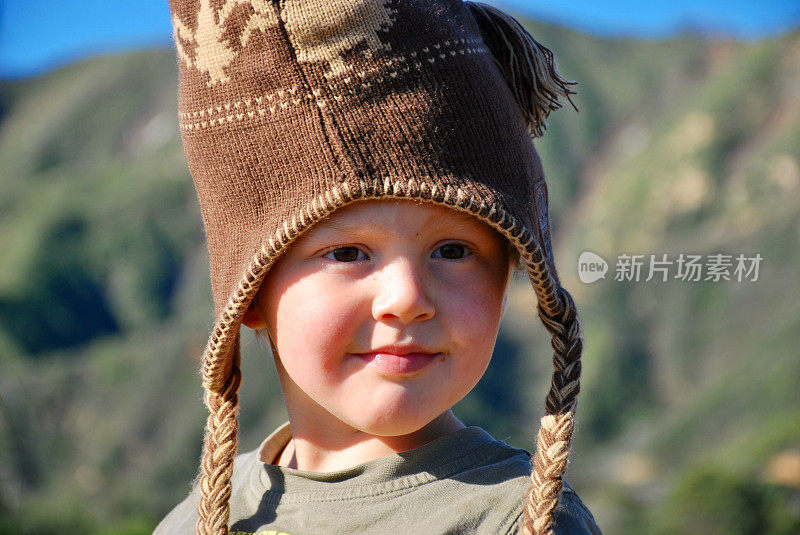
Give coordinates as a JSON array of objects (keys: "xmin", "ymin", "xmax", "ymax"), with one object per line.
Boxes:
[
  {"xmin": 523, "ymin": 285, "xmax": 583, "ymax": 535},
  {"xmin": 196, "ymin": 341, "xmax": 242, "ymax": 535}
]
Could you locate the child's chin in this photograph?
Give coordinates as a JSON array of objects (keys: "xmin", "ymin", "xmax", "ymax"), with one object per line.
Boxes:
[{"xmin": 344, "ymin": 411, "xmax": 440, "ymax": 438}]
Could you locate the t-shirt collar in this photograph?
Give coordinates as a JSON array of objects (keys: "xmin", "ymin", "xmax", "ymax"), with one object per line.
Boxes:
[{"xmin": 252, "ymin": 420, "xmax": 506, "ymax": 497}]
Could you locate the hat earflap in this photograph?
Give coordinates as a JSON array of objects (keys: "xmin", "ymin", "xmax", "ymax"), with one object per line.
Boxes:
[{"xmin": 465, "ymin": 1, "xmax": 578, "ymax": 138}]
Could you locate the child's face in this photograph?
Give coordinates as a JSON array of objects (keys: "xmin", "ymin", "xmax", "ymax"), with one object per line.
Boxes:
[{"xmin": 246, "ymin": 199, "xmax": 513, "ymax": 437}]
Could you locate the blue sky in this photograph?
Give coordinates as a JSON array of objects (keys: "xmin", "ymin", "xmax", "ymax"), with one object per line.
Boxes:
[{"xmin": 1, "ymin": 0, "xmax": 798, "ymax": 78}]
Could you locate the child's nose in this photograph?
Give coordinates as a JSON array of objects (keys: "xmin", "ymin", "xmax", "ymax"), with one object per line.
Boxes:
[{"xmin": 371, "ymin": 259, "xmax": 435, "ymax": 325}]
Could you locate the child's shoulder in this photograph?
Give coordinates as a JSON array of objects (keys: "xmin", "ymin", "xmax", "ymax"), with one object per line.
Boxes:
[
  {"xmin": 444, "ymin": 429, "xmax": 601, "ymax": 534},
  {"xmin": 152, "ymin": 445, "xmax": 262, "ymax": 534},
  {"xmin": 553, "ymin": 482, "xmax": 603, "ymax": 535}
]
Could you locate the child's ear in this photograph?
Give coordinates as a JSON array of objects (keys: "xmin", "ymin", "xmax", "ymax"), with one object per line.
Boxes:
[{"xmin": 242, "ymin": 301, "xmax": 267, "ymax": 330}]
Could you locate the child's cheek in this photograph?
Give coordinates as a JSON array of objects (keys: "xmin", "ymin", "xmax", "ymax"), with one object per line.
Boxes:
[
  {"xmin": 277, "ymin": 283, "xmax": 363, "ymax": 374},
  {"xmin": 442, "ymin": 272, "xmax": 505, "ymax": 350}
]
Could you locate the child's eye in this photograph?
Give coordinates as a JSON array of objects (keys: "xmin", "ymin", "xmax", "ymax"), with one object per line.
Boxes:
[
  {"xmin": 432, "ymin": 243, "xmax": 470, "ymax": 259},
  {"xmin": 324, "ymin": 246, "xmax": 368, "ymax": 262}
]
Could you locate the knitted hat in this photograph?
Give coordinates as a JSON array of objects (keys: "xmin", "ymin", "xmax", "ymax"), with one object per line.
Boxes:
[{"xmin": 168, "ymin": 1, "xmax": 582, "ymax": 533}]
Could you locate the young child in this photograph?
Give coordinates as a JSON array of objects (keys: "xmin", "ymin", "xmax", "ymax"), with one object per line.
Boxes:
[{"xmin": 157, "ymin": 1, "xmax": 600, "ymax": 533}]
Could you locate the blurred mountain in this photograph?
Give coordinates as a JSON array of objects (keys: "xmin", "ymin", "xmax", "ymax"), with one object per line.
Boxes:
[
  {"xmin": 1, "ymin": 20, "xmax": 798, "ymax": 534},
  {"xmin": 532, "ymin": 23, "xmax": 800, "ymax": 533}
]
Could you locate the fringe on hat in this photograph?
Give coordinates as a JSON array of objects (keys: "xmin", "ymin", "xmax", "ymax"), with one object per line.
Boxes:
[{"xmin": 465, "ymin": 1, "xmax": 578, "ymax": 138}]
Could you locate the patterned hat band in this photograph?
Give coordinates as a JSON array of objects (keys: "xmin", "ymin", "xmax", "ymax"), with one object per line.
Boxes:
[{"xmin": 167, "ymin": 1, "xmax": 581, "ymax": 534}]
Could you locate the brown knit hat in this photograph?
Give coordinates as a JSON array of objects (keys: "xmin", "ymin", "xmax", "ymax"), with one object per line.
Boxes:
[{"xmin": 168, "ymin": 1, "xmax": 581, "ymax": 533}]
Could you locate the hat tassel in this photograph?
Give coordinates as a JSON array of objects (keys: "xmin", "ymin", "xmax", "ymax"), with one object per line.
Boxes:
[{"xmin": 465, "ymin": 1, "xmax": 578, "ymax": 138}]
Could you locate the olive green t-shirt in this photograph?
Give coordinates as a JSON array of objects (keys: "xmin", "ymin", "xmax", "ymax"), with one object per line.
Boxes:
[{"xmin": 154, "ymin": 421, "xmax": 601, "ymax": 534}]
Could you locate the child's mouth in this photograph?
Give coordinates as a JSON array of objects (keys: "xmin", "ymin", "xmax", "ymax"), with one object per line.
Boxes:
[{"xmin": 353, "ymin": 350, "xmax": 443, "ymax": 376}]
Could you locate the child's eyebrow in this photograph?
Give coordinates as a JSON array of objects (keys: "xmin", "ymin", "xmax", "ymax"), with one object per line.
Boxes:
[
  {"xmin": 322, "ymin": 212, "xmax": 482, "ymax": 238},
  {"xmin": 322, "ymin": 220, "xmax": 393, "ymax": 237}
]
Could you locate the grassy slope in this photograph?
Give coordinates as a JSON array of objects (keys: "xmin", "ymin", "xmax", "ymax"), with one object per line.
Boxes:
[{"xmin": 538, "ymin": 27, "xmax": 800, "ymax": 532}]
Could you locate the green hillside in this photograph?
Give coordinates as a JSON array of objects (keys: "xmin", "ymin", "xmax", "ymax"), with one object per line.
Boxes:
[
  {"xmin": 1, "ymin": 22, "xmax": 798, "ymax": 534},
  {"xmin": 546, "ymin": 27, "xmax": 800, "ymax": 532}
]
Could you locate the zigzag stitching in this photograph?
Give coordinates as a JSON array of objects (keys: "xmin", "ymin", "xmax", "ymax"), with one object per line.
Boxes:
[
  {"xmin": 179, "ymin": 44, "xmax": 488, "ymax": 130},
  {"xmin": 179, "ymin": 41, "xmax": 485, "ymax": 119}
]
